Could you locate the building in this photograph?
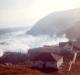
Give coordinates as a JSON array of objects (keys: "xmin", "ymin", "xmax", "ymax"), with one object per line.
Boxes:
[
  {"xmin": 59, "ymin": 41, "xmax": 73, "ymax": 52},
  {"xmin": 28, "ymin": 45, "xmax": 60, "ymax": 54},
  {"xmin": 28, "ymin": 49, "xmax": 63, "ymax": 69}
]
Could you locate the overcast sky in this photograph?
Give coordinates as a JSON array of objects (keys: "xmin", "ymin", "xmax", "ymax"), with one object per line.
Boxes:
[{"xmin": 0, "ymin": 0, "xmax": 80, "ymax": 28}]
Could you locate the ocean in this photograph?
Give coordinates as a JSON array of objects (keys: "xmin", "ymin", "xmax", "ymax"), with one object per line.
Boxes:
[{"xmin": 0, "ymin": 27, "xmax": 69, "ymax": 54}]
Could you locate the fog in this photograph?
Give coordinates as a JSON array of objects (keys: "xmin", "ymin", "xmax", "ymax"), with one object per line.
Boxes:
[{"xmin": 0, "ymin": 0, "xmax": 80, "ymax": 28}]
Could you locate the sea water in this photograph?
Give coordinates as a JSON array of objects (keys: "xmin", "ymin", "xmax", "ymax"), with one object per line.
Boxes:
[{"xmin": 0, "ymin": 27, "xmax": 69, "ymax": 55}]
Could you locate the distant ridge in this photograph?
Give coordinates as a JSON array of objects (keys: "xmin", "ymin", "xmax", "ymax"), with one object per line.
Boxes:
[
  {"xmin": 27, "ymin": 8, "xmax": 80, "ymax": 39},
  {"xmin": 62, "ymin": 21, "xmax": 80, "ymax": 40}
]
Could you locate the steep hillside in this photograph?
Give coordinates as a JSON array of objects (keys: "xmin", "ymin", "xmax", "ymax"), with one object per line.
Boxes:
[
  {"xmin": 27, "ymin": 8, "xmax": 80, "ymax": 36},
  {"xmin": 62, "ymin": 21, "xmax": 80, "ymax": 40}
]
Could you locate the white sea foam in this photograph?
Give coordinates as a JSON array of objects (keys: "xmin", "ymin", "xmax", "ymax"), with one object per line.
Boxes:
[{"xmin": 0, "ymin": 30, "xmax": 69, "ymax": 54}]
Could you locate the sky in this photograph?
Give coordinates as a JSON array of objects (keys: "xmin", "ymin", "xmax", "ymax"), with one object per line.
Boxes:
[{"xmin": 0, "ymin": 0, "xmax": 80, "ymax": 28}]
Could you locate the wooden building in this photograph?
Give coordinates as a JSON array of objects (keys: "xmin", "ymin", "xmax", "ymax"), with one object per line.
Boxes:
[{"xmin": 28, "ymin": 49, "xmax": 63, "ymax": 69}]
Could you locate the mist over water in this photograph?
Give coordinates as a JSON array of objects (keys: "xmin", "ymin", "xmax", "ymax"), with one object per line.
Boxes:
[{"xmin": 0, "ymin": 27, "xmax": 69, "ymax": 56}]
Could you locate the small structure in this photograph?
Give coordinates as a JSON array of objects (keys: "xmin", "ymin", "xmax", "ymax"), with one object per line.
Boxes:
[
  {"xmin": 28, "ymin": 50, "xmax": 63, "ymax": 69},
  {"xmin": 59, "ymin": 41, "xmax": 73, "ymax": 52}
]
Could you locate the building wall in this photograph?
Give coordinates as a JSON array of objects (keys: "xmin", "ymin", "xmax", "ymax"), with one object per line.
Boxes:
[
  {"xmin": 45, "ymin": 61, "xmax": 57, "ymax": 68},
  {"xmin": 30, "ymin": 61, "xmax": 43, "ymax": 68},
  {"xmin": 57, "ymin": 58, "xmax": 63, "ymax": 68},
  {"xmin": 30, "ymin": 61, "xmax": 57, "ymax": 68}
]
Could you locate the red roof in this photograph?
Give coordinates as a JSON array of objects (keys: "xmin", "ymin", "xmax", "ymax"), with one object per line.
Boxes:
[
  {"xmin": 51, "ymin": 53, "xmax": 63, "ymax": 61},
  {"xmin": 28, "ymin": 46, "xmax": 60, "ymax": 54},
  {"xmin": 29, "ymin": 52, "xmax": 62, "ymax": 62}
]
